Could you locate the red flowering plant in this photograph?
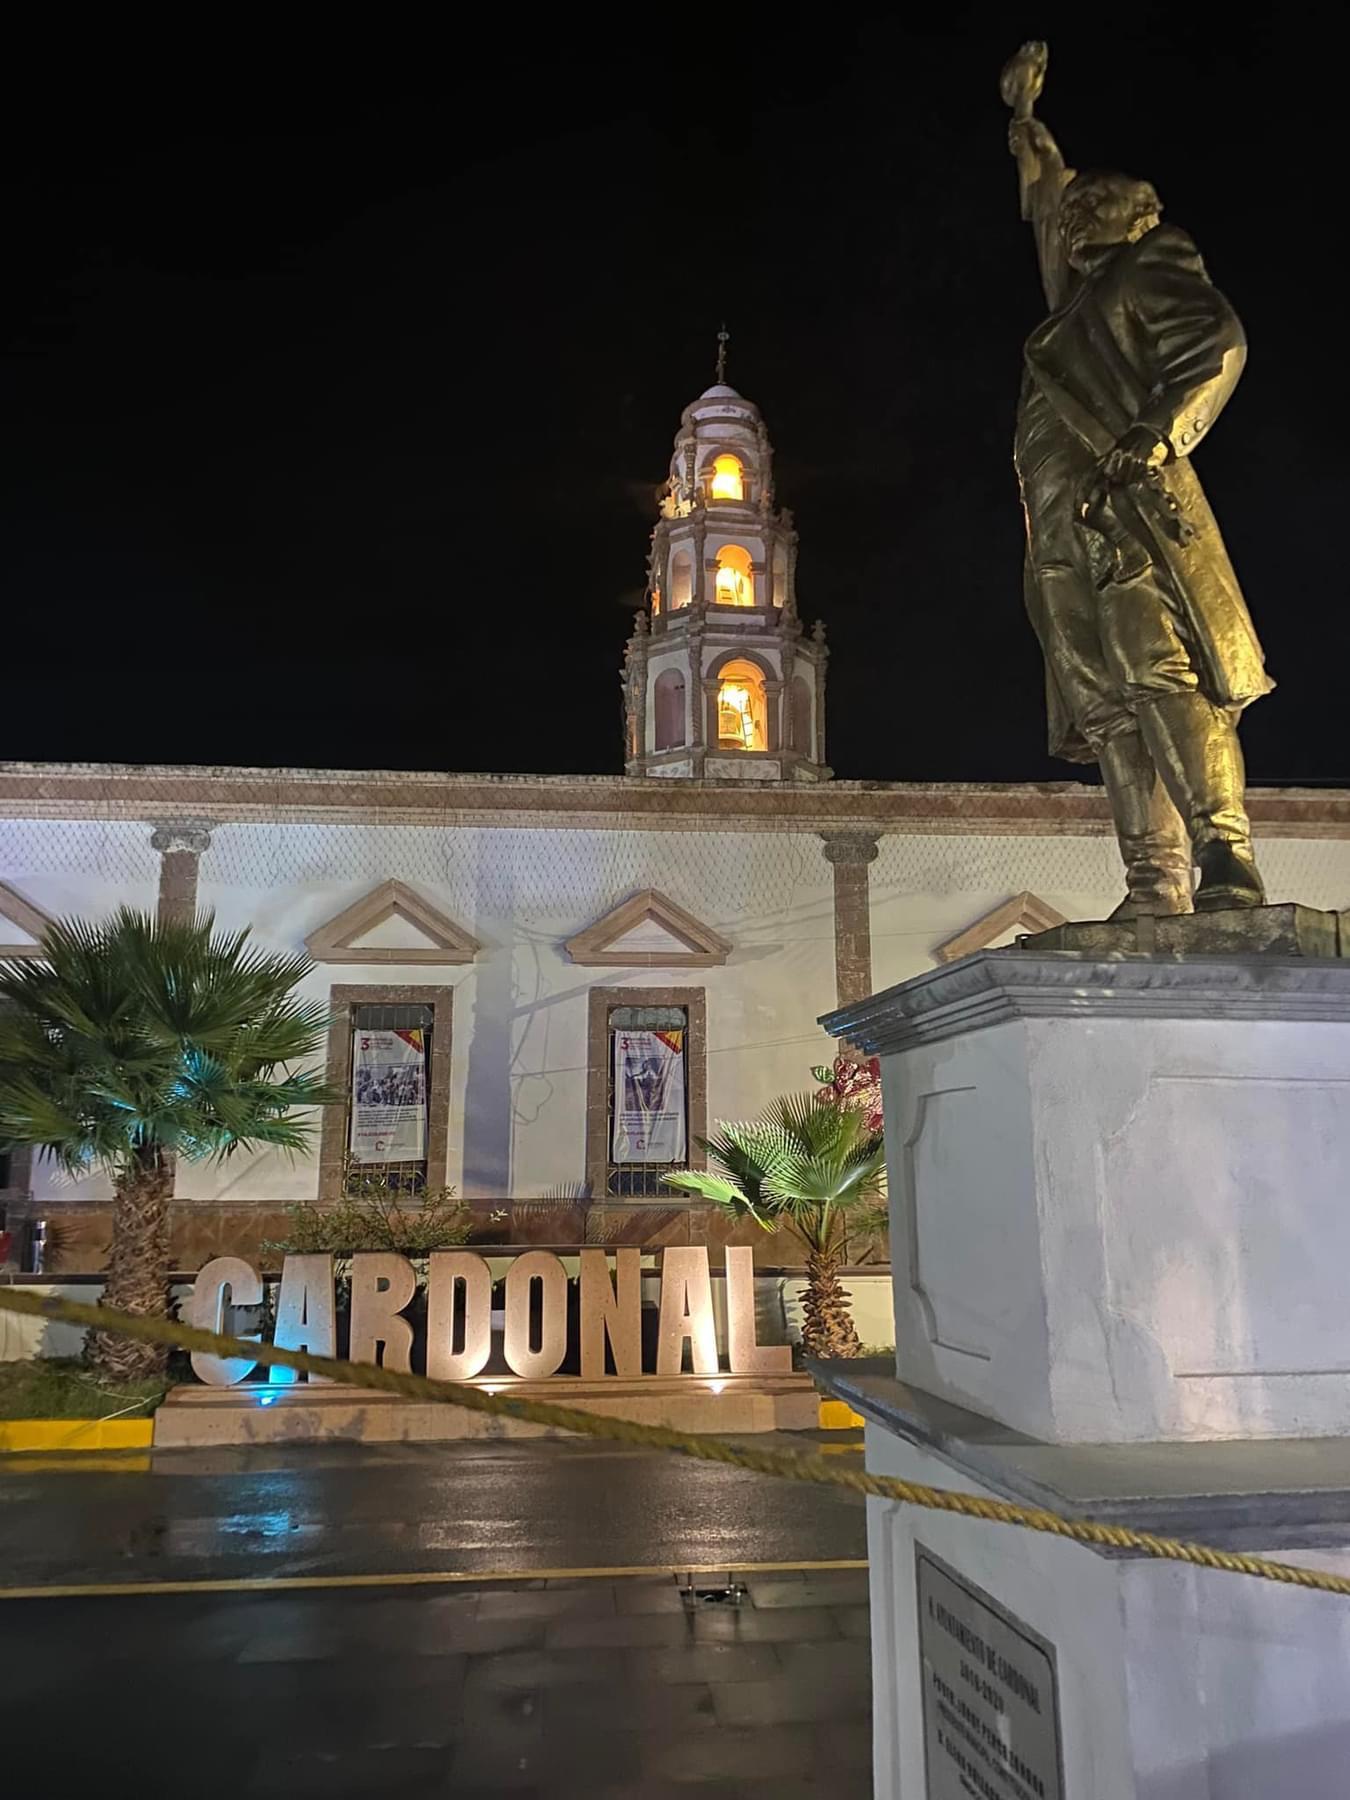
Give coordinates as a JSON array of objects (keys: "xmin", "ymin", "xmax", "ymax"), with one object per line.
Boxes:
[
  {"xmin": 811, "ymin": 1056, "xmax": 883, "ymax": 1135},
  {"xmin": 812, "ymin": 1055, "xmax": 888, "ymax": 1258}
]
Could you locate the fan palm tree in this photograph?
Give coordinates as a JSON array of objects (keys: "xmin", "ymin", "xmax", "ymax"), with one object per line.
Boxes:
[
  {"xmin": 664, "ymin": 1095, "xmax": 885, "ymax": 1359},
  {"xmin": 0, "ymin": 910, "xmax": 333, "ymax": 1379}
]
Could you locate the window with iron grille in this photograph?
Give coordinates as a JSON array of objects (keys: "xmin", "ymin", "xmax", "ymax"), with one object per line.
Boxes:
[
  {"xmin": 605, "ymin": 1002, "xmax": 689, "ymax": 1198},
  {"xmin": 345, "ymin": 1000, "xmax": 435, "ymax": 1193},
  {"xmin": 318, "ymin": 985, "xmax": 454, "ymax": 1203},
  {"xmin": 585, "ymin": 987, "xmax": 705, "ymax": 1202}
]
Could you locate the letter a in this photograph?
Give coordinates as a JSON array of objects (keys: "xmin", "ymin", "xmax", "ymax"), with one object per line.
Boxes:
[
  {"xmin": 656, "ymin": 1246, "xmax": 718, "ymax": 1375},
  {"xmin": 271, "ymin": 1253, "xmax": 337, "ymax": 1385}
]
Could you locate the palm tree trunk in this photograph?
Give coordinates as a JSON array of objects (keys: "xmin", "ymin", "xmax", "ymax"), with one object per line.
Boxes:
[
  {"xmin": 90, "ymin": 1152, "xmax": 173, "ymax": 1380},
  {"xmin": 801, "ymin": 1247, "xmax": 862, "ymax": 1359}
]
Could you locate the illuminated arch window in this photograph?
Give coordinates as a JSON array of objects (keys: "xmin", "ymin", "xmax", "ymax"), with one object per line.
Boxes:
[
  {"xmin": 714, "ymin": 545, "xmax": 755, "ymax": 608},
  {"xmin": 709, "ymin": 453, "xmax": 744, "ymax": 501},
  {"xmin": 716, "ymin": 658, "xmax": 767, "ymax": 752}
]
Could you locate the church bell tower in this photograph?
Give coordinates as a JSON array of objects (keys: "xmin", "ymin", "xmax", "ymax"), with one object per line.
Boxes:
[{"xmin": 622, "ymin": 336, "xmax": 830, "ymax": 782}]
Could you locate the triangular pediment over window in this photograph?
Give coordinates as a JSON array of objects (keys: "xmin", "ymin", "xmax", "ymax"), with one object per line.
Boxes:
[
  {"xmin": 0, "ymin": 881, "xmax": 54, "ymax": 961},
  {"xmin": 565, "ymin": 889, "xmax": 732, "ymax": 968},
  {"xmin": 934, "ymin": 891, "xmax": 1068, "ymax": 964},
  {"xmin": 305, "ymin": 880, "xmax": 480, "ymax": 966}
]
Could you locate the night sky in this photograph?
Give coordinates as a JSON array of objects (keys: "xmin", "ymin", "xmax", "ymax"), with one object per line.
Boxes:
[{"xmin": 4, "ymin": 12, "xmax": 1345, "ymax": 786}]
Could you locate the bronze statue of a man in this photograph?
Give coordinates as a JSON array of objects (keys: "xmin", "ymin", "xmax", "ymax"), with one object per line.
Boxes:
[{"xmin": 1002, "ymin": 42, "xmax": 1272, "ymax": 915}]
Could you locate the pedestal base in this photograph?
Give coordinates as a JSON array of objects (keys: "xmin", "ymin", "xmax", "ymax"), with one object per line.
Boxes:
[
  {"xmin": 152, "ymin": 1373, "xmax": 820, "ymax": 1446},
  {"xmin": 819, "ymin": 1366, "xmax": 1350, "ymax": 1800},
  {"xmin": 825, "ymin": 953, "xmax": 1350, "ymax": 1444},
  {"xmin": 1026, "ymin": 901, "xmax": 1342, "ymax": 960}
]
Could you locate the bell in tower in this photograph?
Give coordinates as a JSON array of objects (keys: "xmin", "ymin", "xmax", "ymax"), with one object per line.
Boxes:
[{"xmin": 622, "ymin": 333, "xmax": 830, "ymax": 783}]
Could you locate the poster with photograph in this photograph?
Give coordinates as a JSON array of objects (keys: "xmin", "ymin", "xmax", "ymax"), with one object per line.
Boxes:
[
  {"xmin": 349, "ymin": 1027, "xmax": 427, "ymax": 1164},
  {"xmin": 611, "ymin": 1028, "xmax": 686, "ymax": 1164}
]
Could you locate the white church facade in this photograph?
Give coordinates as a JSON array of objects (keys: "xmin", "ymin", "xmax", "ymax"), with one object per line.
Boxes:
[{"xmin": 3, "ymin": 373, "xmax": 1350, "ymax": 1274}]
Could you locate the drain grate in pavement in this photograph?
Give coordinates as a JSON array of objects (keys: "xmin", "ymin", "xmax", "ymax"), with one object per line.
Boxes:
[{"xmin": 681, "ymin": 1570, "xmax": 748, "ymax": 1607}]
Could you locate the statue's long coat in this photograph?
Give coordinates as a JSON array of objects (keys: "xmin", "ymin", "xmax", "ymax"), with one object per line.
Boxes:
[{"xmin": 1022, "ymin": 222, "xmax": 1272, "ymax": 760}]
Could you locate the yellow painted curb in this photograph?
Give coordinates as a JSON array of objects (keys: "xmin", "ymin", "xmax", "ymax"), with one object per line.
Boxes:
[
  {"xmin": 818, "ymin": 1399, "xmax": 865, "ymax": 1430},
  {"xmin": 0, "ymin": 1419, "xmax": 154, "ymax": 1454},
  {"xmin": 0, "ymin": 1454, "xmax": 152, "ymax": 1474}
]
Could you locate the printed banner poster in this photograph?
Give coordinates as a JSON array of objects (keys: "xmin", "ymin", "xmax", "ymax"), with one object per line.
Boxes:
[
  {"xmin": 350, "ymin": 1027, "xmax": 427, "ymax": 1164},
  {"xmin": 612, "ymin": 1028, "xmax": 687, "ymax": 1164}
]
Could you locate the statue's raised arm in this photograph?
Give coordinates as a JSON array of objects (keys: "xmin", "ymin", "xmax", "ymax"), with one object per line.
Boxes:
[{"xmin": 1001, "ymin": 41, "xmax": 1075, "ymax": 309}]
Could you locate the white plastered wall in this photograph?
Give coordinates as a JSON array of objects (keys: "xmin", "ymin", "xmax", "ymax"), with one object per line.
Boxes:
[
  {"xmin": 6, "ymin": 814, "xmax": 1350, "ymax": 1207},
  {"xmin": 869, "ymin": 832, "xmax": 1350, "ymax": 990},
  {"xmin": 190, "ymin": 823, "xmax": 838, "ymax": 1201}
]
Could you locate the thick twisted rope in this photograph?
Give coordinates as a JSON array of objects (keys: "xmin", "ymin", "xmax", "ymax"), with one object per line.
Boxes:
[{"xmin": 2, "ymin": 1286, "xmax": 1347, "ymax": 1599}]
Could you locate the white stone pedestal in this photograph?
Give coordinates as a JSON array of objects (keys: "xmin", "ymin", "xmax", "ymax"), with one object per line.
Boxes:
[
  {"xmin": 829, "ymin": 953, "xmax": 1350, "ymax": 1445},
  {"xmin": 818, "ymin": 949, "xmax": 1350, "ymax": 1799},
  {"xmin": 819, "ymin": 1368, "xmax": 1350, "ymax": 1800}
]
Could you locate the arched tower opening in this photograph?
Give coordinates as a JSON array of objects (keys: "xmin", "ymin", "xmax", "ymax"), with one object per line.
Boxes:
[
  {"xmin": 714, "ymin": 658, "xmax": 768, "ymax": 752},
  {"xmin": 713, "ymin": 545, "xmax": 754, "ymax": 608}
]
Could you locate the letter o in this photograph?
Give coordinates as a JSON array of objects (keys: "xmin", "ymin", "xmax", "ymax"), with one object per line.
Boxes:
[{"xmin": 503, "ymin": 1251, "xmax": 568, "ymax": 1378}]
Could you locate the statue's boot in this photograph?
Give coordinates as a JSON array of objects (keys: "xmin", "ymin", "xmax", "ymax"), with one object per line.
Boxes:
[
  {"xmin": 1137, "ymin": 694, "xmax": 1266, "ymax": 911},
  {"xmin": 1099, "ymin": 730, "xmax": 1193, "ymax": 919}
]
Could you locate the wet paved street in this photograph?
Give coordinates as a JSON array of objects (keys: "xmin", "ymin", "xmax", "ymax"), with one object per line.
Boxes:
[
  {"xmin": 0, "ymin": 1439, "xmax": 872, "ymax": 1795},
  {"xmin": 0, "ymin": 1435, "xmax": 865, "ymax": 1586}
]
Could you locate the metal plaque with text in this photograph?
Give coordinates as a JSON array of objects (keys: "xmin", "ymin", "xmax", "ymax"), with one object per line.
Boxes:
[{"xmin": 916, "ymin": 1547, "xmax": 1064, "ymax": 1800}]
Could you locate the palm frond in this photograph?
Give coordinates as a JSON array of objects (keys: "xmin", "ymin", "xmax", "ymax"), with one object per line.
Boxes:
[
  {"xmin": 762, "ymin": 1141, "xmax": 886, "ymax": 1210},
  {"xmin": 0, "ymin": 907, "xmax": 333, "ymax": 1182},
  {"xmin": 769, "ymin": 1092, "xmax": 856, "ymax": 1158},
  {"xmin": 0, "ymin": 1073, "xmax": 91, "ymax": 1153},
  {"xmin": 698, "ymin": 1129, "xmax": 768, "ymax": 1202},
  {"xmin": 718, "ymin": 1121, "xmax": 804, "ymax": 1185},
  {"xmin": 228, "ymin": 1000, "xmax": 333, "ymax": 1073},
  {"xmin": 662, "ymin": 1169, "xmax": 772, "ymax": 1228},
  {"xmin": 681, "ymin": 1085, "xmax": 888, "ymax": 1253}
]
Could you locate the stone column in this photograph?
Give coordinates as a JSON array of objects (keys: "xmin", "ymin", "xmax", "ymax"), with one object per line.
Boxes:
[
  {"xmin": 763, "ymin": 679, "xmax": 784, "ymax": 753},
  {"xmin": 623, "ymin": 617, "xmax": 649, "ymax": 768},
  {"xmin": 821, "ymin": 832, "xmax": 880, "ymax": 1010},
  {"xmin": 702, "ymin": 678, "xmax": 720, "ymax": 751},
  {"xmin": 151, "ymin": 822, "xmax": 213, "ymax": 924},
  {"xmin": 149, "ymin": 822, "xmax": 212, "ymax": 1210}
]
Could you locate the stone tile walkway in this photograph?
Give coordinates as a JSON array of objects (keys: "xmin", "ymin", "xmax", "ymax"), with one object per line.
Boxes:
[{"xmin": 0, "ymin": 1567, "xmax": 873, "ymax": 1797}]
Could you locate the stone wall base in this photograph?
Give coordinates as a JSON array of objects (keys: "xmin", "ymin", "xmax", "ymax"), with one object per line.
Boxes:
[{"xmin": 154, "ymin": 1373, "xmax": 821, "ymax": 1446}]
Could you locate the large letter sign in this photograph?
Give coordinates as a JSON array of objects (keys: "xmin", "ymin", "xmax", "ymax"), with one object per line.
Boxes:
[{"xmin": 188, "ymin": 1245, "xmax": 797, "ymax": 1388}]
